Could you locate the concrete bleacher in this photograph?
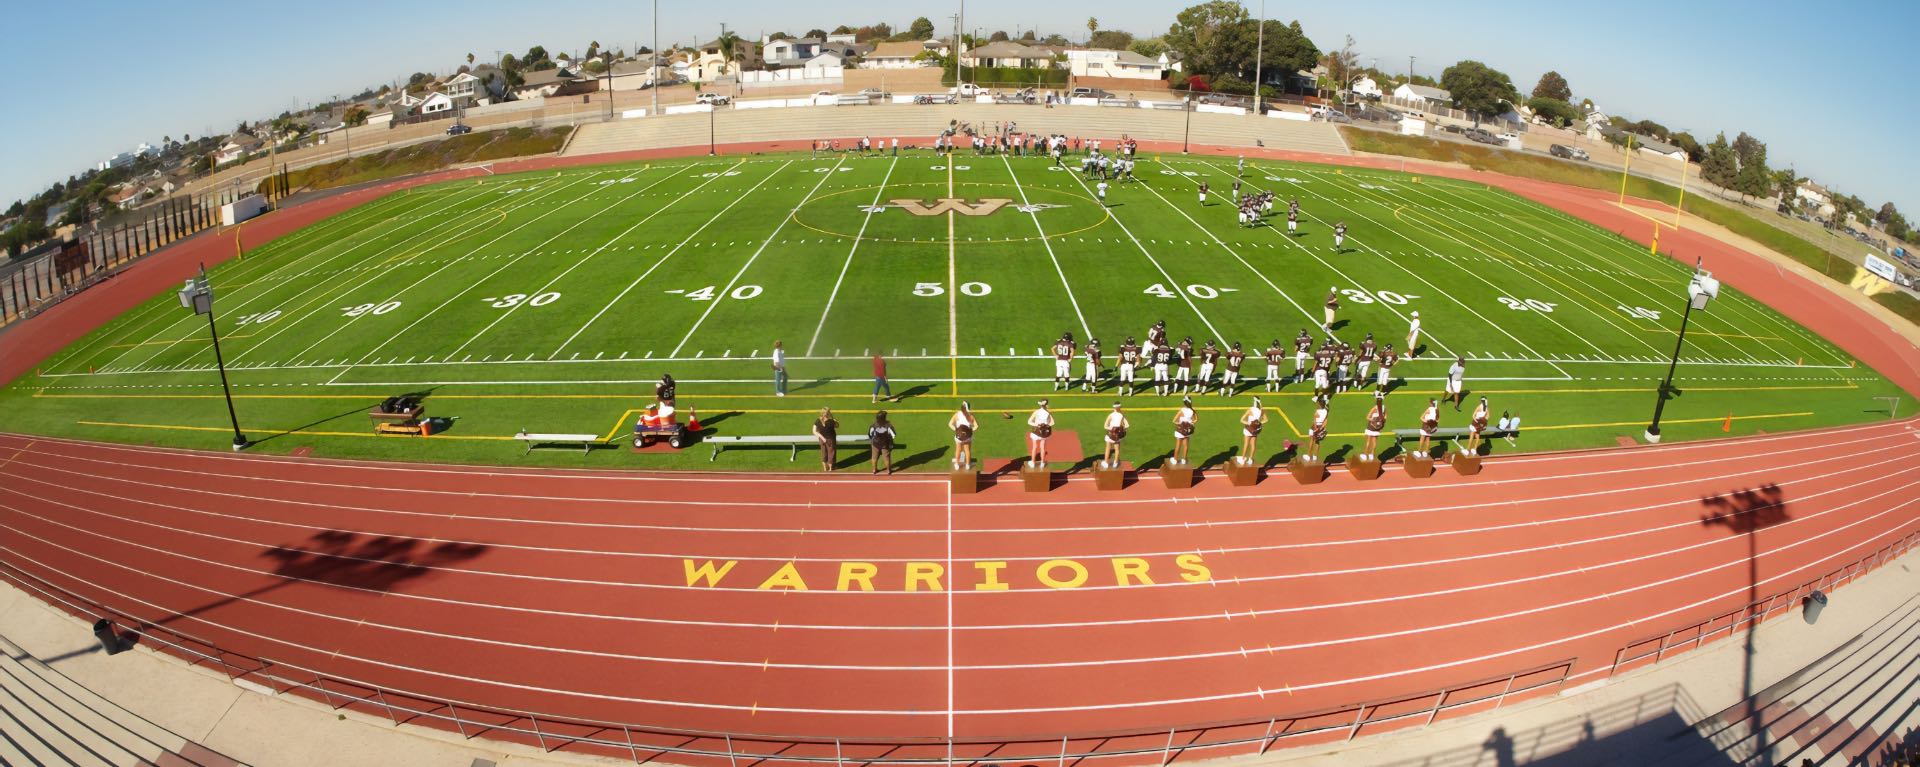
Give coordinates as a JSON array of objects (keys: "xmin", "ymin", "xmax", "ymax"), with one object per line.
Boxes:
[
  {"xmin": 560, "ymin": 102, "xmax": 1350, "ymax": 159},
  {"xmin": 0, "ymin": 631, "xmax": 242, "ymax": 766}
]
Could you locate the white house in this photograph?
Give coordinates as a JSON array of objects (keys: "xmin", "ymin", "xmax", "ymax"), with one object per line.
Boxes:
[
  {"xmin": 961, "ymin": 41, "xmax": 1055, "ymax": 69},
  {"xmin": 1159, "ymin": 50, "xmax": 1183, "ymax": 73},
  {"xmin": 1392, "ymin": 83, "xmax": 1451, "ymax": 107},
  {"xmin": 692, "ymin": 38, "xmax": 761, "ymax": 82},
  {"xmin": 763, "ymin": 37, "xmax": 823, "ymax": 66},
  {"xmin": 415, "ymin": 91, "xmax": 455, "ymax": 115},
  {"xmin": 1350, "ymin": 75, "xmax": 1382, "ymax": 99},
  {"xmin": 214, "ymin": 135, "xmax": 262, "ymax": 166},
  {"xmin": 922, "ymin": 39, "xmax": 951, "ymax": 57},
  {"xmin": 803, "ymin": 51, "xmax": 846, "ymax": 77},
  {"xmin": 1064, "ymin": 48, "xmax": 1163, "ymax": 80},
  {"xmin": 443, "ymin": 72, "xmax": 485, "ymax": 105},
  {"xmin": 1797, "ymin": 182, "xmax": 1838, "ymax": 217},
  {"xmin": 862, "ymin": 41, "xmax": 928, "ymax": 69},
  {"xmin": 1633, "ymin": 136, "xmax": 1686, "ymax": 162},
  {"xmin": 513, "ymin": 68, "xmax": 578, "ymax": 100}
]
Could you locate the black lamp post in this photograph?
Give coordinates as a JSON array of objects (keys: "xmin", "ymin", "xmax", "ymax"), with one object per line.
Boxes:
[
  {"xmin": 1645, "ymin": 259, "xmax": 1719, "ymax": 444},
  {"xmin": 180, "ymin": 265, "xmax": 247, "ymax": 450}
]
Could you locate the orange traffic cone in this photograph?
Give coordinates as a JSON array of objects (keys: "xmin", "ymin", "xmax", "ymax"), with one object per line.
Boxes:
[
  {"xmin": 1722, "ymin": 412, "xmax": 1733, "ymax": 432},
  {"xmin": 685, "ymin": 407, "xmax": 700, "ymax": 432}
]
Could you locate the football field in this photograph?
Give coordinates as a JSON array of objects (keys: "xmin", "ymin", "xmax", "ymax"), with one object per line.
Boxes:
[{"xmin": 5, "ymin": 149, "xmax": 1906, "ymax": 468}]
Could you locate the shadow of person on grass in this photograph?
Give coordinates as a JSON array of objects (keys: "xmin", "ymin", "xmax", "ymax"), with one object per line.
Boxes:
[{"xmin": 894, "ymin": 447, "xmax": 948, "ymax": 472}]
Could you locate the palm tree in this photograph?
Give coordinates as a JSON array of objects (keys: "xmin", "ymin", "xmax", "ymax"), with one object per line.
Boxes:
[
  {"xmin": 466, "ymin": 52, "xmax": 475, "ymax": 66},
  {"xmin": 715, "ymin": 30, "xmax": 742, "ymax": 75},
  {"xmin": 1087, "ymin": 17, "xmax": 1098, "ymax": 40}
]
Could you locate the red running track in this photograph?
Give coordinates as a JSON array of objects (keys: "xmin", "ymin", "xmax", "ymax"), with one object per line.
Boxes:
[{"xmin": 2, "ymin": 418, "xmax": 1919, "ymax": 760}]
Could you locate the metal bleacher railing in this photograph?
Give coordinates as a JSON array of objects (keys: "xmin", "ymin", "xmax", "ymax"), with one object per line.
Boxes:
[
  {"xmin": 0, "ymin": 559, "xmax": 1572, "ymax": 765},
  {"xmin": 1610, "ymin": 529, "xmax": 1920, "ymax": 679}
]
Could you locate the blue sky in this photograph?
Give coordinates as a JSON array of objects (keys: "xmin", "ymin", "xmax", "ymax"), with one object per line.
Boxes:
[{"xmin": 3, "ymin": 1, "xmax": 1914, "ymax": 214}]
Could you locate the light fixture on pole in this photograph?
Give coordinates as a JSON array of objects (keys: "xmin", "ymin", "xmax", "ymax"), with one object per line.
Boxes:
[
  {"xmin": 1644, "ymin": 259, "xmax": 1719, "ymax": 444},
  {"xmin": 178, "ymin": 265, "xmax": 247, "ymax": 450}
]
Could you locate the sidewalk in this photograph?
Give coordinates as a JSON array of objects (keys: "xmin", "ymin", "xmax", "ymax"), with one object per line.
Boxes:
[{"xmin": 2, "ymin": 551, "xmax": 1916, "ymax": 767}]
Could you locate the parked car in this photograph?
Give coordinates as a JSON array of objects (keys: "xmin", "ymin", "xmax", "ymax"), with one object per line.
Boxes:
[
  {"xmin": 445, "ymin": 123, "xmax": 472, "ymax": 136},
  {"xmin": 1463, "ymin": 128, "xmax": 1500, "ymax": 145},
  {"xmin": 1068, "ymin": 86, "xmax": 1114, "ymax": 99},
  {"xmin": 949, "ymin": 83, "xmax": 990, "ymax": 97},
  {"xmin": 695, "ymin": 92, "xmax": 730, "ymax": 105},
  {"xmin": 1196, "ymin": 94, "xmax": 1239, "ymax": 106},
  {"xmin": 1549, "ymin": 144, "xmax": 1589, "ymax": 160},
  {"xmin": 857, "ymin": 88, "xmax": 889, "ymax": 100}
]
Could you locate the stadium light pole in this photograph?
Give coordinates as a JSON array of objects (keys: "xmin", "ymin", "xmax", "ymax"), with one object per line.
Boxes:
[
  {"xmin": 179, "ymin": 264, "xmax": 247, "ymax": 451},
  {"xmin": 1644, "ymin": 259, "xmax": 1719, "ymax": 444},
  {"xmin": 650, "ymin": 0, "xmax": 660, "ymax": 118},
  {"xmin": 1251, "ymin": 0, "xmax": 1264, "ymax": 114}
]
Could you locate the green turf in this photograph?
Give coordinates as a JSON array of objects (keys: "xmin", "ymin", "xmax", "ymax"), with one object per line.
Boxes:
[{"xmin": 3, "ymin": 149, "xmax": 1908, "ymax": 471}]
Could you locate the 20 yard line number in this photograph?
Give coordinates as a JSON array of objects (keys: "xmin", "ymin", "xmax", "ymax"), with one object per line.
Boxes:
[
  {"xmin": 1499, "ymin": 296, "xmax": 1558, "ymax": 312},
  {"xmin": 915, "ymin": 282, "xmax": 991, "ymax": 297}
]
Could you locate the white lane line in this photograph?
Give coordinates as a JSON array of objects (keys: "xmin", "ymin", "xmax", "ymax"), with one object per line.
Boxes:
[
  {"xmin": 807, "ymin": 156, "xmax": 898, "ymax": 356},
  {"xmin": 669, "ymin": 157, "xmax": 844, "ymax": 356},
  {"xmin": 554, "ymin": 160, "xmax": 796, "ymax": 357}
]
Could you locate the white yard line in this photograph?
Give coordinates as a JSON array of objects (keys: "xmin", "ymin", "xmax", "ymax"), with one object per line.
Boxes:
[
  {"xmin": 1131, "ymin": 163, "xmax": 1361, "ymax": 343},
  {"xmin": 946, "ymin": 162, "xmax": 959, "ymax": 359},
  {"xmin": 1060, "ymin": 163, "xmax": 1225, "ymax": 341},
  {"xmin": 435, "ymin": 163, "xmax": 705, "ymax": 360},
  {"xmin": 806, "ymin": 156, "xmax": 899, "ymax": 356},
  {"xmin": 670, "ymin": 157, "xmax": 846, "ymax": 356},
  {"xmin": 94, "ymin": 183, "xmax": 501, "ymax": 372},
  {"xmin": 1213, "ymin": 161, "xmax": 1572, "ymax": 378},
  {"xmin": 246, "ymin": 171, "xmax": 619, "ymax": 364},
  {"xmin": 999, "ymin": 155, "xmax": 1091, "ymax": 339},
  {"xmin": 554, "ymin": 161, "xmax": 797, "ymax": 357}
]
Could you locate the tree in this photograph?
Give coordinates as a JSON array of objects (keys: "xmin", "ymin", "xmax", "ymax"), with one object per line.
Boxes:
[
  {"xmin": 500, "ymin": 53, "xmax": 520, "ymax": 72},
  {"xmin": 525, "ymin": 46, "xmax": 550, "ymax": 67},
  {"xmin": 1731, "ymin": 132, "xmax": 1766, "ymax": 169},
  {"xmin": 1701, "ymin": 133, "xmax": 1738, "ymax": 188},
  {"xmin": 582, "ymin": 58, "xmax": 608, "ymax": 74},
  {"xmin": 989, "ymin": 30, "xmax": 1009, "ymax": 42},
  {"xmin": 467, "ymin": 52, "xmax": 475, "ymax": 67},
  {"xmin": 1525, "ymin": 97, "xmax": 1579, "ymax": 128},
  {"xmin": 343, "ymin": 105, "xmax": 369, "ymax": 126},
  {"xmin": 1211, "ymin": 17, "xmax": 1316, "ymax": 93},
  {"xmin": 587, "ymin": 40, "xmax": 601, "ymax": 59},
  {"xmin": 1129, "ymin": 38, "xmax": 1168, "ymax": 59},
  {"xmin": 832, "ymin": 25, "xmax": 853, "ymax": 34},
  {"xmin": 805, "ymin": 29, "xmax": 827, "ymax": 40},
  {"xmin": 1087, "ymin": 17, "xmax": 1099, "ymax": 39},
  {"xmin": 715, "ymin": 30, "xmax": 742, "ymax": 75},
  {"xmin": 1041, "ymin": 33, "xmax": 1069, "ymax": 46},
  {"xmin": 907, "ymin": 17, "xmax": 935, "ymax": 40},
  {"xmin": 1877, "ymin": 201, "xmax": 1899, "ymax": 225},
  {"xmin": 1090, "ymin": 30, "xmax": 1134, "ymax": 50},
  {"xmin": 1670, "ymin": 131, "xmax": 1704, "ymax": 163},
  {"xmin": 1531, "ymin": 70, "xmax": 1571, "ymax": 102},
  {"xmin": 1165, "ymin": 1, "xmax": 1248, "ymax": 76},
  {"xmin": 1439, "ymin": 60, "xmax": 1519, "ymax": 124}
]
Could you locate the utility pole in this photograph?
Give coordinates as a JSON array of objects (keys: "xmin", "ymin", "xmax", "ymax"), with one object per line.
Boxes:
[
  {"xmin": 1251, "ymin": 0, "xmax": 1265, "ymax": 113},
  {"xmin": 650, "ymin": 0, "xmax": 659, "ymax": 117}
]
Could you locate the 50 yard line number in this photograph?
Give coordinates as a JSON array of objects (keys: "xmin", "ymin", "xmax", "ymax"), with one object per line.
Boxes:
[{"xmin": 915, "ymin": 282, "xmax": 990, "ymax": 297}]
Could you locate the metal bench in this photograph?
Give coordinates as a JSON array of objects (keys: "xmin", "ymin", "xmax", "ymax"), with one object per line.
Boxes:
[
  {"xmin": 512, "ymin": 432, "xmax": 606, "ymax": 455},
  {"xmin": 707, "ymin": 434, "xmax": 876, "ymax": 462}
]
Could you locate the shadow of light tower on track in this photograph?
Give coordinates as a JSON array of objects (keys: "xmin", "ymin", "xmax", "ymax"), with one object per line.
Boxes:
[
  {"xmin": 1699, "ymin": 483, "xmax": 1790, "ymax": 766},
  {"xmin": 161, "ymin": 529, "xmax": 490, "ymax": 629}
]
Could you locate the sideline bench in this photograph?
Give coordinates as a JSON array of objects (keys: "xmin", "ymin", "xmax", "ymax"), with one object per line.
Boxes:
[
  {"xmin": 513, "ymin": 431, "xmax": 606, "ymax": 455},
  {"xmin": 707, "ymin": 434, "xmax": 877, "ymax": 462}
]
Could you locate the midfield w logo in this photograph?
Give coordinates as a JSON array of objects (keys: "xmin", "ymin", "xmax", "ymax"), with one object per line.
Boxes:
[{"xmin": 886, "ymin": 198, "xmax": 1015, "ymax": 216}]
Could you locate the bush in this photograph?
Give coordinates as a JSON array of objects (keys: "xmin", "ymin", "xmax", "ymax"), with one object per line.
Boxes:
[{"xmin": 939, "ymin": 65, "xmax": 1068, "ymax": 87}]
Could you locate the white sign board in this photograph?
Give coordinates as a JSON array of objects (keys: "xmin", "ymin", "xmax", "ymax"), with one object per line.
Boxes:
[
  {"xmin": 221, "ymin": 194, "xmax": 267, "ymax": 226},
  {"xmin": 620, "ymin": 108, "xmax": 649, "ymax": 119},
  {"xmin": 1267, "ymin": 110, "xmax": 1311, "ymax": 122},
  {"xmin": 1864, "ymin": 253, "xmax": 1899, "ymax": 282},
  {"xmin": 1195, "ymin": 104, "xmax": 1247, "ymax": 116},
  {"xmin": 1400, "ymin": 117, "xmax": 1428, "ymax": 136}
]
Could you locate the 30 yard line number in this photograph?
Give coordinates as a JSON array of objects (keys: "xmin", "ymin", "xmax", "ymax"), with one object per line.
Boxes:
[
  {"xmin": 1339, "ymin": 288, "xmax": 1418, "ymax": 305},
  {"xmin": 915, "ymin": 282, "xmax": 990, "ymax": 297},
  {"xmin": 485, "ymin": 292, "xmax": 562, "ymax": 309},
  {"xmin": 341, "ymin": 302, "xmax": 401, "ymax": 317}
]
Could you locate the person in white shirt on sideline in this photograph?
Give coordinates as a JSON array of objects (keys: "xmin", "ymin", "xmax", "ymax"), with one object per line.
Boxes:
[
  {"xmin": 1238, "ymin": 397, "xmax": 1268, "ymax": 465},
  {"xmin": 771, "ymin": 340, "xmax": 787, "ymax": 396},
  {"xmin": 948, "ymin": 402, "xmax": 977, "ymax": 470}
]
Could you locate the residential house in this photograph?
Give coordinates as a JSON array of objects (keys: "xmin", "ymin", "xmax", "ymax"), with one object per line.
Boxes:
[
  {"xmin": 863, "ymin": 41, "xmax": 929, "ymax": 69},
  {"xmin": 607, "ymin": 57, "xmax": 674, "ymax": 90},
  {"xmin": 107, "ymin": 186, "xmax": 141, "ymax": 211},
  {"xmin": 1350, "ymin": 75, "xmax": 1382, "ymax": 99},
  {"xmin": 443, "ymin": 71, "xmax": 485, "ymax": 105},
  {"xmin": 1393, "ymin": 83, "xmax": 1452, "ymax": 108},
  {"xmin": 961, "ymin": 41, "xmax": 1055, "ymax": 69},
  {"xmin": 693, "ymin": 38, "xmax": 761, "ymax": 82},
  {"xmin": 764, "ymin": 37, "xmax": 823, "ymax": 66},
  {"xmin": 512, "ymin": 68, "xmax": 578, "ymax": 100},
  {"xmin": 1632, "ymin": 136, "xmax": 1685, "ymax": 161},
  {"xmin": 1797, "ymin": 182, "xmax": 1837, "ymax": 217},
  {"xmin": 415, "ymin": 91, "xmax": 456, "ymax": 116},
  {"xmin": 1065, "ymin": 48, "xmax": 1163, "ymax": 80},
  {"xmin": 922, "ymin": 39, "xmax": 951, "ymax": 57},
  {"xmin": 1159, "ymin": 50, "xmax": 1183, "ymax": 73},
  {"xmin": 214, "ymin": 134, "xmax": 263, "ymax": 166},
  {"xmin": 802, "ymin": 50, "xmax": 846, "ymax": 77},
  {"xmin": 825, "ymin": 33, "xmax": 857, "ymax": 45}
]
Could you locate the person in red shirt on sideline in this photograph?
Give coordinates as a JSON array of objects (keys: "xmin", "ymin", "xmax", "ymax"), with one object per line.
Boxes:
[{"xmin": 871, "ymin": 354, "xmax": 892, "ymax": 403}]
